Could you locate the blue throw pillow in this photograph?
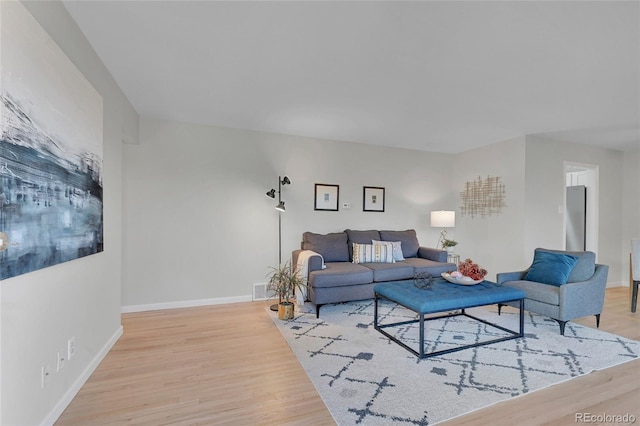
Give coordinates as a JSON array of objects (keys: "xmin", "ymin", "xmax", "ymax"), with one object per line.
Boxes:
[{"xmin": 524, "ymin": 251, "xmax": 579, "ymax": 286}]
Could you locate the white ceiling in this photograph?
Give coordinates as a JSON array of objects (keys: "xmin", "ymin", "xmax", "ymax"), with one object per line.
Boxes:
[{"xmin": 62, "ymin": 1, "xmax": 639, "ymax": 153}]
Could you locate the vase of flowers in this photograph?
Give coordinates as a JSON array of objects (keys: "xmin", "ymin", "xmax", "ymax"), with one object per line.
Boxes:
[
  {"xmin": 442, "ymin": 239, "xmax": 458, "ymax": 253},
  {"xmin": 457, "ymin": 258, "xmax": 488, "ymax": 281}
]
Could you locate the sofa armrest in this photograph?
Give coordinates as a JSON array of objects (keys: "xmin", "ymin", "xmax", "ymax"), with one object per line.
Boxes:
[
  {"xmin": 308, "ymin": 255, "xmax": 324, "ymax": 271},
  {"xmin": 496, "ymin": 270, "xmax": 527, "ymax": 285},
  {"xmin": 559, "ymin": 264, "xmax": 609, "ymax": 317},
  {"xmin": 292, "ymin": 249, "xmax": 324, "ymax": 274},
  {"xmin": 292, "ymin": 249, "xmax": 303, "ymax": 269},
  {"xmin": 418, "ymin": 246, "xmax": 448, "ymax": 262}
]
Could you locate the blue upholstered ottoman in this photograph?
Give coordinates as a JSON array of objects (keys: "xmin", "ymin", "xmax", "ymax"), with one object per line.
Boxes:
[{"xmin": 374, "ymin": 279, "xmax": 525, "ymax": 358}]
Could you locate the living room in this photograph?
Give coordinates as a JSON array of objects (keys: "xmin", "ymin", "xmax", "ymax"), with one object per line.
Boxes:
[{"xmin": 0, "ymin": 1, "xmax": 638, "ymax": 425}]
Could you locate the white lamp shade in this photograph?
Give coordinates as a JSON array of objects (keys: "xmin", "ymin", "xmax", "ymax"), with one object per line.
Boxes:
[{"xmin": 431, "ymin": 210, "xmax": 455, "ymax": 228}]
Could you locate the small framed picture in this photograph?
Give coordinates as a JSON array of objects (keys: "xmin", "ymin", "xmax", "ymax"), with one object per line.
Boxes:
[
  {"xmin": 314, "ymin": 184, "xmax": 339, "ymax": 211},
  {"xmin": 363, "ymin": 186, "xmax": 385, "ymax": 212}
]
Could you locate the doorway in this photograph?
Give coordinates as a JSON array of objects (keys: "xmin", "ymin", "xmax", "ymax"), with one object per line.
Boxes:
[
  {"xmin": 566, "ymin": 185, "xmax": 586, "ymax": 250},
  {"xmin": 564, "ymin": 162, "xmax": 599, "ymax": 254}
]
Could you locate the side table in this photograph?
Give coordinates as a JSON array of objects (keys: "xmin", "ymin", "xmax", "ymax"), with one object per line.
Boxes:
[{"xmin": 447, "ymin": 253, "xmax": 460, "ymax": 264}]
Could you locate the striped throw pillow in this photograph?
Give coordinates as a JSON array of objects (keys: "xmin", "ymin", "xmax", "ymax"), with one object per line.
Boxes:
[
  {"xmin": 372, "ymin": 240, "xmax": 404, "ymax": 261},
  {"xmin": 352, "ymin": 242, "xmax": 395, "ymax": 264}
]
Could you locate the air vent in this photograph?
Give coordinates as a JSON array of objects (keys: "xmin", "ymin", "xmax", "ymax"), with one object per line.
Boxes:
[{"xmin": 253, "ymin": 282, "xmax": 275, "ymax": 301}]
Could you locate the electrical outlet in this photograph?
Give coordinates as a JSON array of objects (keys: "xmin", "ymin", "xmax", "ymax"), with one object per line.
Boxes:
[
  {"xmin": 41, "ymin": 365, "xmax": 51, "ymax": 388},
  {"xmin": 67, "ymin": 337, "xmax": 75, "ymax": 360},
  {"xmin": 56, "ymin": 351, "xmax": 65, "ymax": 372}
]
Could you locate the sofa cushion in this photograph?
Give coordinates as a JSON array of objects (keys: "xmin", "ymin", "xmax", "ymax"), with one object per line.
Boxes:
[
  {"xmin": 373, "ymin": 240, "xmax": 405, "ymax": 261},
  {"xmin": 402, "ymin": 258, "xmax": 456, "ymax": 276},
  {"xmin": 345, "ymin": 229, "xmax": 381, "ymax": 260},
  {"xmin": 302, "ymin": 232, "xmax": 349, "ymax": 262},
  {"xmin": 524, "ymin": 250, "xmax": 578, "ymax": 286},
  {"xmin": 535, "ymin": 248, "xmax": 595, "ymax": 283},
  {"xmin": 352, "ymin": 242, "xmax": 394, "ymax": 264},
  {"xmin": 379, "ymin": 229, "xmax": 420, "ymax": 258},
  {"xmin": 364, "ymin": 262, "xmax": 415, "ymax": 282},
  {"xmin": 308, "ymin": 262, "xmax": 374, "ymax": 288}
]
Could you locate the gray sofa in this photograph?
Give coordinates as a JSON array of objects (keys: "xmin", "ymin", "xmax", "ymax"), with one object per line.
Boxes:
[{"xmin": 292, "ymin": 229, "xmax": 456, "ymax": 317}]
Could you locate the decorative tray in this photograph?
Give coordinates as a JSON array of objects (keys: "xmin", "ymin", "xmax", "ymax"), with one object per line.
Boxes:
[{"xmin": 441, "ymin": 272, "xmax": 483, "ymax": 286}]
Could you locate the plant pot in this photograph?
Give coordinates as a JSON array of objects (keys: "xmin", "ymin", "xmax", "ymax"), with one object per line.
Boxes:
[
  {"xmin": 446, "ymin": 246, "xmax": 455, "ymax": 253},
  {"xmin": 278, "ymin": 302, "xmax": 295, "ymax": 320}
]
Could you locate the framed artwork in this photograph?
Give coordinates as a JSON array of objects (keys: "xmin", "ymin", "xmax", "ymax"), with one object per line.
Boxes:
[
  {"xmin": 0, "ymin": 2, "xmax": 104, "ymax": 280},
  {"xmin": 363, "ymin": 186, "xmax": 385, "ymax": 212},
  {"xmin": 314, "ymin": 184, "xmax": 339, "ymax": 211},
  {"xmin": 459, "ymin": 175, "xmax": 506, "ymax": 218}
]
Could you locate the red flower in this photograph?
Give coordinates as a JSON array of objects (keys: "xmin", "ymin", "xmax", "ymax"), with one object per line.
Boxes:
[{"xmin": 458, "ymin": 258, "xmax": 488, "ymax": 281}]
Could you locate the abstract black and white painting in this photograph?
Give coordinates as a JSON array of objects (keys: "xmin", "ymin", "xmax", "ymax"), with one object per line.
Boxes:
[{"xmin": 0, "ymin": 2, "xmax": 104, "ymax": 280}]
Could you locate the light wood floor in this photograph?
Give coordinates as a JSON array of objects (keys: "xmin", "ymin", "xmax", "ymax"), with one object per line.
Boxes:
[{"xmin": 56, "ymin": 287, "xmax": 639, "ymax": 425}]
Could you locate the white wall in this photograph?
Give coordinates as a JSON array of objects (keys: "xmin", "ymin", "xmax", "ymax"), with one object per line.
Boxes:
[
  {"xmin": 450, "ymin": 135, "xmax": 628, "ymax": 286},
  {"xmin": 122, "ymin": 118, "xmax": 454, "ymax": 308},
  {"xmin": 525, "ymin": 136, "xmax": 626, "ymax": 285},
  {"xmin": 452, "ymin": 137, "xmax": 528, "ymax": 280},
  {"xmin": 123, "ymin": 122, "xmax": 632, "ymax": 309},
  {"xmin": 1, "ymin": 1, "xmax": 138, "ymax": 425},
  {"xmin": 622, "ymin": 147, "xmax": 640, "ymax": 284}
]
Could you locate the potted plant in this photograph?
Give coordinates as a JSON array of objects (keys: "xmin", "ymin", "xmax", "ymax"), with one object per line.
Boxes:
[
  {"xmin": 442, "ymin": 238, "xmax": 458, "ymax": 253},
  {"xmin": 266, "ymin": 261, "xmax": 306, "ymax": 320}
]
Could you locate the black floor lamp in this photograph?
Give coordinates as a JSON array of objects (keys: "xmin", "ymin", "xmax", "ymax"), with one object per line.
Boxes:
[{"xmin": 266, "ymin": 175, "xmax": 291, "ymax": 311}]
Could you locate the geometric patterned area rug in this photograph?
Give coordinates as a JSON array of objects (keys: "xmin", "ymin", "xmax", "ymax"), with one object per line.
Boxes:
[{"xmin": 268, "ymin": 300, "xmax": 640, "ymax": 425}]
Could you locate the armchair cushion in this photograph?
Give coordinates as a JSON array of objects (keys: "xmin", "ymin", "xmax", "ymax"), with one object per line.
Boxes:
[
  {"xmin": 498, "ymin": 280, "xmax": 560, "ymax": 305},
  {"xmin": 524, "ymin": 250, "xmax": 578, "ymax": 286},
  {"xmin": 535, "ymin": 248, "xmax": 595, "ymax": 282}
]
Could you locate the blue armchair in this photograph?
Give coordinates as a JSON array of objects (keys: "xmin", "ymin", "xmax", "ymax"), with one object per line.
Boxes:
[{"xmin": 497, "ymin": 248, "xmax": 608, "ymax": 335}]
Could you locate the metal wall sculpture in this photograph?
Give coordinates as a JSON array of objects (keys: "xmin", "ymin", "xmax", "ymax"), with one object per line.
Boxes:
[
  {"xmin": 0, "ymin": 2, "xmax": 104, "ymax": 280},
  {"xmin": 459, "ymin": 175, "xmax": 506, "ymax": 218}
]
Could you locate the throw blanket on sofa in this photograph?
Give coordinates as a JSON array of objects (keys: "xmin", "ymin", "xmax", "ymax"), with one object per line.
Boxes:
[{"xmin": 295, "ymin": 250, "xmax": 325, "ymax": 304}]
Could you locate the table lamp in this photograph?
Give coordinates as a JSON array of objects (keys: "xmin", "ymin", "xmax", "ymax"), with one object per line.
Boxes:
[{"xmin": 430, "ymin": 210, "xmax": 455, "ymax": 249}]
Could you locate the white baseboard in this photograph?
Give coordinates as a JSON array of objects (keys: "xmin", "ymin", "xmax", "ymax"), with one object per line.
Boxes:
[
  {"xmin": 121, "ymin": 294, "xmax": 252, "ymax": 313},
  {"xmin": 607, "ymin": 281, "xmax": 627, "ymax": 288},
  {"xmin": 41, "ymin": 326, "xmax": 124, "ymax": 426},
  {"xmin": 40, "ymin": 295, "xmax": 252, "ymax": 424}
]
